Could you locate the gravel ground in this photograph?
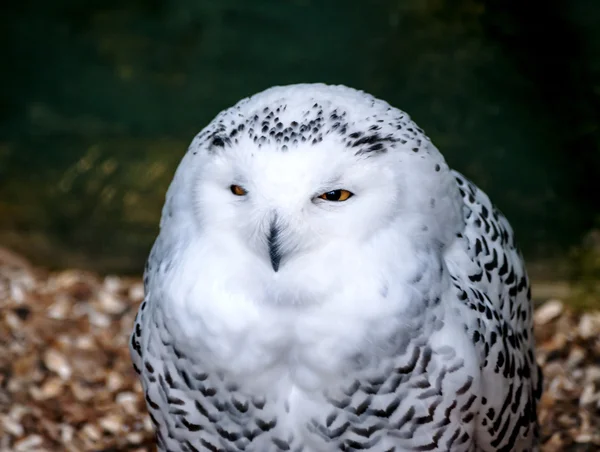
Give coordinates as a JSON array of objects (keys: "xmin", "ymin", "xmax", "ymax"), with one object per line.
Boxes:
[{"xmin": 0, "ymin": 250, "xmax": 599, "ymax": 451}]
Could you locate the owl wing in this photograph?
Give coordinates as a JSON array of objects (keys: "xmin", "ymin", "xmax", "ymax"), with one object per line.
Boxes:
[{"xmin": 445, "ymin": 171, "xmax": 542, "ymax": 452}]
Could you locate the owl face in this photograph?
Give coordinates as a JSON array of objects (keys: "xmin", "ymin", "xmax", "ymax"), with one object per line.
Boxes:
[
  {"xmin": 193, "ymin": 139, "xmax": 400, "ymax": 273},
  {"xmin": 162, "ymin": 84, "xmax": 462, "ymax": 281}
]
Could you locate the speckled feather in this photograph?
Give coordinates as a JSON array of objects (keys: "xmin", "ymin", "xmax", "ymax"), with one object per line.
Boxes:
[{"xmin": 130, "ymin": 84, "xmax": 541, "ymax": 452}]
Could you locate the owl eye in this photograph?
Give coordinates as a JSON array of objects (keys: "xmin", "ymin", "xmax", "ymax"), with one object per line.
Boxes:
[
  {"xmin": 230, "ymin": 184, "xmax": 247, "ymax": 196},
  {"xmin": 318, "ymin": 189, "xmax": 353, "ymax": 202}
]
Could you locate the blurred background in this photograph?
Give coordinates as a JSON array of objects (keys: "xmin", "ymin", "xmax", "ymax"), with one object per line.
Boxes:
[
  {"xmin": 1, "ymin": 2, "xmax": 600, "ymax": 450},
  {"xmin": 2, "ymin": 0, "xmax": 600, "ymax": 284}
]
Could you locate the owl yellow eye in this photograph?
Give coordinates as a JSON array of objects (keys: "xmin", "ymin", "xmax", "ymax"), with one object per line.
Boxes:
[
  {"xmin": 318, "ymin": 189, "xmax": 353, "ymax": 202},
  {"xmin": 230, "ymin": 185, "xmax": 247, "ymax": 196}
]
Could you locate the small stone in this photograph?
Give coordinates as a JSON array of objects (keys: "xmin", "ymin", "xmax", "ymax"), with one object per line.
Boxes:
[
  {"xmin": 575, "ymin": 433, "xmax": 593, "ymax": 443},
  {"xmin": 1, "ymin": 414, "xmax": 24, "ymax": 436},
  {"xmin": 99, "ymin": 414, "xmax": 123, "ymax": 434},
  {"xmin": 74, "ymin": 335, "xmax": 96, "ymax": 350},
  {"xmin": 87, "ymin": 307, "xmax": 111, "ymax": 327},
  {"xmin": 60, "ymin": 424, "xmax": 75, "ymax": 443},
  {"xmin": 43, "ymin": 349, "xmax": 71, "ymax": 380},
  {"xmin": 578, "ymin": 313, "xmax": 600, "ymax": 339},
  {"xmin": 46, "ymin": 295, "xmax": 72, "ymax": 320},
  {"xmin": 71, "ymin": 381, "xmax": 95, "ymax": 402},
  {"xmin": 97, "ymin": 290, "xmax": 126, "ymax": 315},
  {"xmin": 106, "ymin": 371, "xmax": 124, "ymax": 391},
  {"xmin": 143, "ymin": 414, "xmax": 153, "ymax": 432},
  {"xmin": 116, "ymin": 392, "xmax": 139, "ymax": 415},
  {"xmin": 7, "ymin": 405, "xmax": 28, "ymax": 421},
  {"xmin": 10, "ymin": 283, "xmax": 26, "ymax": 303},
  {"xmin": 566, "ymin": 346, "xmax": 586, "ymax": 368},
  {"xmin": 580, "ymin": 384, "xmax": 598, "ymax": 406},
  {"xmin": 4, "ymin": 311, "xmax": 22, "ymax": 330},
  {"xmin": 129, "ymin": 282, "xmax": 144, "ymax": 302},
  {"xmin": 534, "ymin": 299, "xmax": 563, "ymax": 325},
  {"xmin": 126, "ymin": 432, "xmax": 144, "ymax": 444},
  {"xmin": 39, "ymin": 377, "xmax": 64, "ymax": 399},
  {"xmin": 585, "ymin": 366, "xmax": 600, "ymax": 383},
  {"xmin": 14, "ymin": 435, "xmax": 43, "ymax": 451},
  {"xmin": 82, "ymin": 423, "xmax": 102, "ymax": 441},
  {"xmin": 103, "ymin": 275, "xmax": 122, "ymax": 293}
]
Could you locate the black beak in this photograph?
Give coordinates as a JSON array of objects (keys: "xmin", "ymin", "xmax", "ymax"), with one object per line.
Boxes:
[{"xmin": 267, "ymin": 218, "xmax": 282, "ymax": 272}]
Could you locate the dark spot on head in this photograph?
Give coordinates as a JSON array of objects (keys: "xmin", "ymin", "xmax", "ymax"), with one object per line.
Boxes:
[
  {"xmin": 211, "ymin": 136, "xmax": 229, "ymax": 147},
  {"xmin": 352, "ymin": 133, "xmax": 398, "ymax": 155}
]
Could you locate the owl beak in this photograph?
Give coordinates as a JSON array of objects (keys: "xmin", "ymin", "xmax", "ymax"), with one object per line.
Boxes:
[{"xmin": 267, "ymin": 218, "xmax": 282, "ymax": 272}]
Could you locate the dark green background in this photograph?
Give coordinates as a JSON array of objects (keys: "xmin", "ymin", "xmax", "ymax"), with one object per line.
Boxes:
[{"xmin": 1, "ymin": 0, "xmax": 599, "ymax": 274}]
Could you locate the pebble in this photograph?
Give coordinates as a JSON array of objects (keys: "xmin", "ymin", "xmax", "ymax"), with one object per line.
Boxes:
[
  {"xmin": 103, "ymin": 275, "xmax": 122, "ymax": 293},
  {"xmin": 1, "ymin": 415, "xmax": 24, "ymax": 436},
  {"xmin": 14, "ymin": 435, "xmax": 43, "ymax": 451},
  {"xmin": 98, "ymin": 290, "xmax": 127, "ymax": 315},
  {"xmin": 129, "ymin": 282, "xmax": 145, "ymax": 302},
  {"xmin": 578, "ymin": 313, "xmax": 600, "ymax": 339},
  {"xmin": 43, "ymin": 349, "xmax": 71, "ymax": 380},
  {"xmin": 82, "ymin": 424, "xmax": 101, "ymax": 441},
  {"xmin": 534, "ymin": 299, "xmax": 564, "ymax": 325},
  {"xmin": 99, "ymin": 414, "xmax": 124, "ymax": 434},
  {"xmin": 39, "ymin": 377, "xmax": 64, "ymax": 400},
  {"xmin": 46, "ymin": 295, "xmax": 71, "ymax": 320}
]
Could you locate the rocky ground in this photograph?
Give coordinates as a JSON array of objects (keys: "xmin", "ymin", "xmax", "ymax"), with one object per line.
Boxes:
[{"xmin": 0, "ymin": 250, "xmax": 599, "ymax": 451}]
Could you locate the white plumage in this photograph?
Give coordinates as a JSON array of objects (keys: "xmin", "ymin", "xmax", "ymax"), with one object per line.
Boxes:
[{"xmin": 130, "ymin": 83, "xmax": 541, "ymax": 451}]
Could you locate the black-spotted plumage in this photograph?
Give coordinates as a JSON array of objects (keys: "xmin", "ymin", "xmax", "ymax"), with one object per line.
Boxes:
[{"xmin": 130, "ymin": 83, "xmax": 541, "ymax": 451}]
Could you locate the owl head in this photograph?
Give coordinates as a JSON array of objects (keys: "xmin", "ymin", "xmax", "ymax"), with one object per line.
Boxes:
[{"xmin": 157, "ymin": 84, "xmax": 463, "ymax": 279}]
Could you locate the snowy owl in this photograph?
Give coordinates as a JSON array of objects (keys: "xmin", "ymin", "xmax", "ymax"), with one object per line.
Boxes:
[{"xmin": 130, "ymin": 83, "xmax": 542, "ymax": 452}]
